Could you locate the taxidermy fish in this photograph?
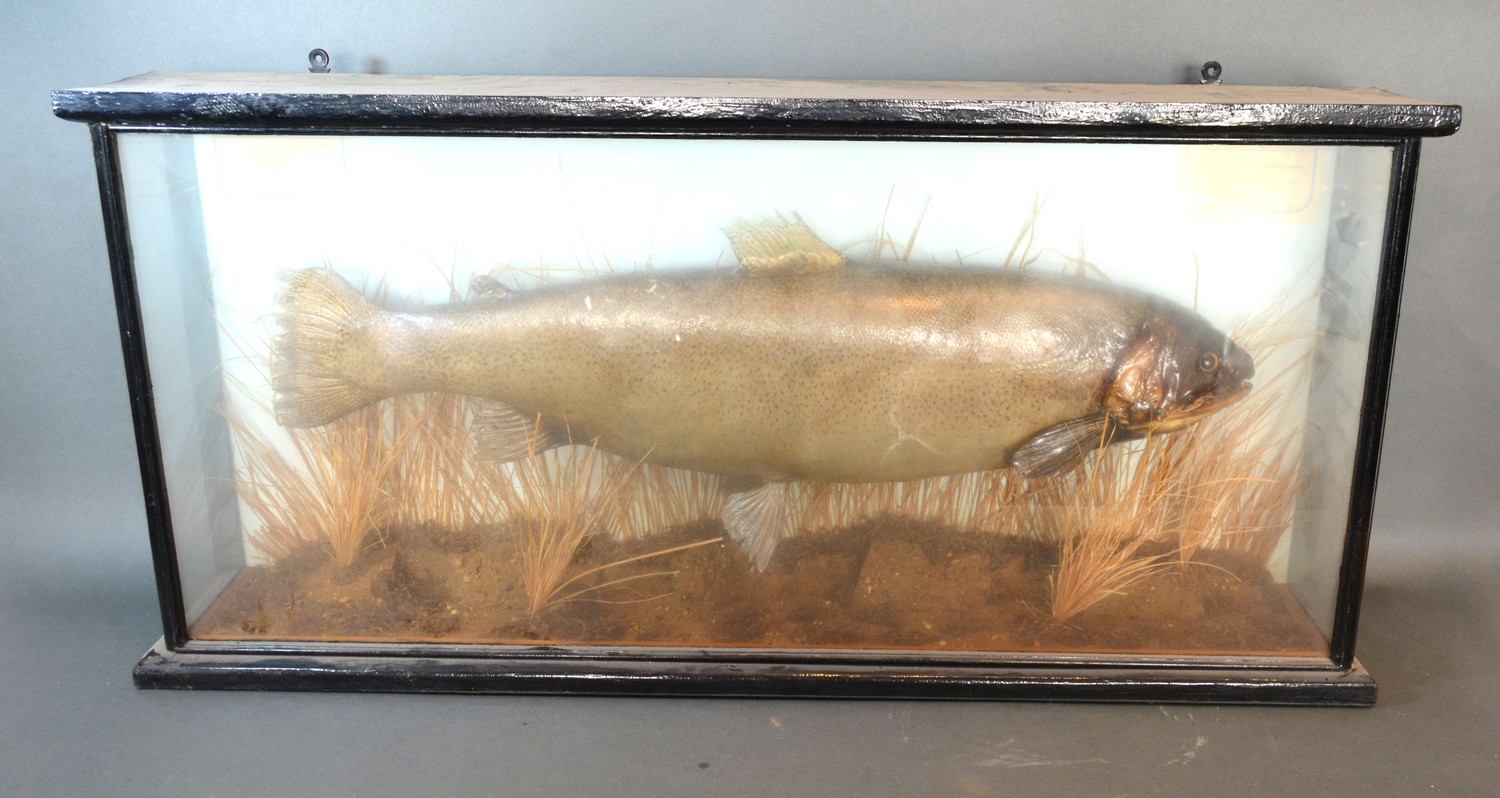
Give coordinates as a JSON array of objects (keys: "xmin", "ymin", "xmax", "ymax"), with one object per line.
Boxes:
[{"xmin": 273, "ymin": 217, "xmax": 1254, "ymax": 569}]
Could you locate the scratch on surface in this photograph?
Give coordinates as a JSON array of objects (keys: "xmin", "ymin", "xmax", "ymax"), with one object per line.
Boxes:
[
  {"xmin": 976, "ymin": 738, "xmax": 1108, "ymax": 769},
  {"xmin": 883, "ymin": 408, "xmax": 941, "ymax": 461},
  {"xmin": 1165, "ymin": 735, "xmax": 1209, "ymax": 766},
  {"xmin": 159, "ymin": 764, "xmax": 185, "ymax": 790},
  {"xmin": 890, "ymin": 708, "xmax": 911, "ymax": 744}
]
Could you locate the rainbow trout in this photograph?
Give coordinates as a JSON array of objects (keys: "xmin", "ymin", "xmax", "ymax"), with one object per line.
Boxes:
[{"xmin": 274, "ymin": 217, "xmax": 1253, "ymax": 569}]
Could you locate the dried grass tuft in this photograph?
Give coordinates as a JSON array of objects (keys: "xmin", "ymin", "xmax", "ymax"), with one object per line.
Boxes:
[
  {"xmin": 230, "ymin": 394, "xmax": 411, "ymax": 568},
  {"xmin": 500, "ymin": 438, "xmax": 721, "ymax": 621},
  {"xmin": 1041, "ymin": 437, "xmax": 1179, "ymax": 623},
  {"xmin": 384, "ymin": 393, "xmax": 514, "ymax": 530}
]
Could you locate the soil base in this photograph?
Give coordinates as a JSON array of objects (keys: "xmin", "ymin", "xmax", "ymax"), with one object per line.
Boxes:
[{"xmin": 194, "ymin": 518, "xmax": 1328, "ymax": 657}]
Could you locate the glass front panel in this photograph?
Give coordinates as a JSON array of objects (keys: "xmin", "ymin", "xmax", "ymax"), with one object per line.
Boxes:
[{"xmin": 115, "ymin": 131, "xmax": 1394, "ymax": 660}]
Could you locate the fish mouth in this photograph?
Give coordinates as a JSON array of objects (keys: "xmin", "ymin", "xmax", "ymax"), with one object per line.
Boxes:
[{"xmin": 1140, "ymin": 382, "xmax": 1253, "ymax": 435}]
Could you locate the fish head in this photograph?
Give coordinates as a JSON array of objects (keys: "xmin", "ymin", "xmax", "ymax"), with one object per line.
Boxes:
[{"xmin": 1105, "ymin": 306, "xmax": 1255, "ymax": 435}]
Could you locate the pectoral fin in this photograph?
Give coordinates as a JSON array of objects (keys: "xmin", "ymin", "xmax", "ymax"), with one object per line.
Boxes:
[
  {"xmin": 722, "ymin": 480, "xmax": 799, "ymax": 571},
  {"xmin": 473, "ymin": 400, "xmax": 558, "ymax": 463},
  {"xmin": 1010, "ymin": 416, "xmax": 1118, "ymax": 479},
  {"xmin": 724, "ymin": 213, "xmax": 847, "ymax": 275}
]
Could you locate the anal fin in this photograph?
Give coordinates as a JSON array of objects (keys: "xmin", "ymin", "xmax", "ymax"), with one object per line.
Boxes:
[
  {"xmin": 722, "ymin": 481, "xmax": 799, "ymax": 572},
  {"xmin": 1010, "ymin": 416, "xmax": 1119, "ymax": 479},
  {"xmin": 473, "ymin": 399, "xmax": 558, "ymax": 463}
]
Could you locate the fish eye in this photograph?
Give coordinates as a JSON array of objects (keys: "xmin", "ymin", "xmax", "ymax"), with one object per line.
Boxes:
[{"xmin": 1197, "ymin": 352, "xmax": 1221, "ymax": 373}]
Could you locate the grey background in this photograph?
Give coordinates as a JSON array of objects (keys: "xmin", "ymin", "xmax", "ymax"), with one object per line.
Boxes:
[{"xmin": 2, "ymin": 1, "xmax": 1496, "ymax": 795}]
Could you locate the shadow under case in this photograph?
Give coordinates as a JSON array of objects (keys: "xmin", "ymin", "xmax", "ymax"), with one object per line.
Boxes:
[{"xmin": 52, "ymin": 73, "xmax": 1460, "ymax": 704}]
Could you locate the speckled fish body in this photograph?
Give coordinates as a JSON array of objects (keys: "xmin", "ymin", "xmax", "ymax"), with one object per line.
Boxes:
[
  {"xmin": 494, "ymin": 268, "xmax": 1133, "ymax": 483},
  {"xmin": 278, "ymin": 265, "xmax": 1222, "ymax": 482}
]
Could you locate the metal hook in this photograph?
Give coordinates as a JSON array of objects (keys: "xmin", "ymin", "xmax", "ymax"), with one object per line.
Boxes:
[
  {"xmin": 1199, "ymin": 61, "xmax": 1223, "ymax": 85},
  {"xmin": 308, "ymin": 48, "xmax": 331, "ymax": 74}
]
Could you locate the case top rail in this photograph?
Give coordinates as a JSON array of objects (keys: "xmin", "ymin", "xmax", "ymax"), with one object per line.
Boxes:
[{"xmin": 53, "ymin": 72, "xmax": 1459, "ymax": 135}]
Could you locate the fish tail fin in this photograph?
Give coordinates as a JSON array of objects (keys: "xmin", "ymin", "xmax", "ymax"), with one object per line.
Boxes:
[{"xmin": 271, "ymin": 268, "xmax": 388, "ymax": 428}]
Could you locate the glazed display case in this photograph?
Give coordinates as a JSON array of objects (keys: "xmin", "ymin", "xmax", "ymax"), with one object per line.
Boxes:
[{"xmin": 52, "ymin": 72, "xmax": 1459, "ymax": 703}]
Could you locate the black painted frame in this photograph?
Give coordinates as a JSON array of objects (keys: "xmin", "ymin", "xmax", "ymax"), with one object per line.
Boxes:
[{"xmin": 56, "ymin": 75, "xmax": 1459, "ymax": 704}]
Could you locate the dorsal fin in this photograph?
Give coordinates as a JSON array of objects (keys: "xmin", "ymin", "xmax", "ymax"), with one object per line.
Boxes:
[{"xmin": 723, "ymin": 213, "xmax": 847, "ymax": 275}]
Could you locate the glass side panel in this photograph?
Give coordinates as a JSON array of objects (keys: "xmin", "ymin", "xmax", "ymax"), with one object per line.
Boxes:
[{"xmin": 116, "ymin": 132, "xmax": 1393, "ymax": 659}]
